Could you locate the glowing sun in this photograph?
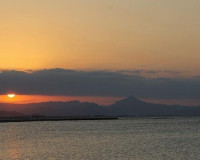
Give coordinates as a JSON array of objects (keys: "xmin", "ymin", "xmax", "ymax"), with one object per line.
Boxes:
[{"xmin": 7, "ymin": 94, "xmax": 16, "ymax": 98}]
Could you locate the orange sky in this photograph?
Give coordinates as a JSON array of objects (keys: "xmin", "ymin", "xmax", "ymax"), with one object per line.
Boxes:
[
  {"xmin": 1, "ymin": 94, "xmax": 200, "ymax": 106},
  {"xmin": 0, "ymin": 0, "xmax": 200, "ymax": 75},
  {"xmin": 0, "ymin": 95, "xmax": 122, "ymax": 105},
  {"xmin": 0, "ymin": 1, "xmax": 200, "ymax": 105}
]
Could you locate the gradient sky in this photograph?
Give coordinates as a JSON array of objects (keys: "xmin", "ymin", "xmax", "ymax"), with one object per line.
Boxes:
[
  {"xmin": 0, "ymin": 0, "xmax": 200, "ymax": 105},
  {"xmin": 0, "ymin": 0, "xmax": 200, "ymax": 73}
]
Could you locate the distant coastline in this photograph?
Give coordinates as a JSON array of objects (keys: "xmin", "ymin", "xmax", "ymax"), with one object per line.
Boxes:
[
  {"xmin": 1, "ymin": 96, "xmax": 200, "ymax": 119},
  {"xmin": 0, "ymin": 116, "xmax": 118, "ymax": 123},
  {"xmin": 1, "ymin": 115, "xmax": 200, "ymax": 123}
]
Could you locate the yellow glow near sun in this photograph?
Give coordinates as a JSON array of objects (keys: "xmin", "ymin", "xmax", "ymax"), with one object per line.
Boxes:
[{"xmin": 7, "ymin": 94, "xmax": 16, "ymax": 98}]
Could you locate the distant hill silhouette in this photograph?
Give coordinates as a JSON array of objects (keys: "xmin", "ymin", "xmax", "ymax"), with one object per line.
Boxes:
[
  {"xmin": 0, "ymin": 101, "xmax": 108, "ymax": 116},
  {"xmin": 0, "ymin": 96, "xmax": 200, "ymax": 117},
  {"xmin": 0, "ymin": 110, "xmax": 26, "ymax": 117},
  {"xmin": 107, "ymin": 96, "xmax": 200, "ymax": 116}
]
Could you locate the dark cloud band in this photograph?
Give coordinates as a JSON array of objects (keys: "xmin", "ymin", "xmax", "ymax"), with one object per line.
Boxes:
[{"xmin": 0, "ymin": 68, "xmax": 200, "ymax": 98}]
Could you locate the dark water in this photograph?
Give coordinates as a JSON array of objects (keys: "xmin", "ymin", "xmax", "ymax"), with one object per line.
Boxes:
[{"xmin": 0, "ymin": 117, "xmax": 200, "ymax": 160}]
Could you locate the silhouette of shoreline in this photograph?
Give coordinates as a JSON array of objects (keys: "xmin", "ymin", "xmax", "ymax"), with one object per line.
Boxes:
[
  {"xmin": 1, "ymin": 96, "xmax": 200, "ymax": 119},
  {"xmin": 0, "ymin": 116, "xmax": 118, "ymax": 123}
]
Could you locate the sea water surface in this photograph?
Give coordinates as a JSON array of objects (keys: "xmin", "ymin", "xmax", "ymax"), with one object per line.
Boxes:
[{"xmin": 0, "ymin": 117, "xmax": 200, "ymax": 160}]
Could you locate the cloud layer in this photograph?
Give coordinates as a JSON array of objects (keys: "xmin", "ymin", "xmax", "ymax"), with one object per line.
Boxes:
[{"xmin": 0, "ymin": 69, "xmax": 200, "ymax": 99}]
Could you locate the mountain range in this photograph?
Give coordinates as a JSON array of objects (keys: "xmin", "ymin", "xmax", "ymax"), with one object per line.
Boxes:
[{"xmin": 0, "ymin": 96, "xmax": 200, "ymax": 117}]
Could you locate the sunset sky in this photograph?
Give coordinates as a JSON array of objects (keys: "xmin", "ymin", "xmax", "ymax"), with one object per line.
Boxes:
[{"xmin": 0, "ymin": 0, "xmax": 200, "ymax": 105}]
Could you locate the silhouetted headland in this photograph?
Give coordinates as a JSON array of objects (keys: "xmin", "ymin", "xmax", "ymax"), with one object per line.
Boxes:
[{"xmin": 0, "ymin": 96, "xmax": 200, "ymax": 122}]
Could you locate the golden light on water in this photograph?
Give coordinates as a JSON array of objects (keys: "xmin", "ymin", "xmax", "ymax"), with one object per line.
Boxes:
[{"xmin": 7, "ymin": 94, "xmax": 16, "ymax": 98}]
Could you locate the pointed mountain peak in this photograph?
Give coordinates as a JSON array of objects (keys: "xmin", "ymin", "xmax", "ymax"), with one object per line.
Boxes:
[
  {"xmin": 122, "ymin": 96, "xmax": 141, "ymax": 101},
  {"xmin": 125, "ymin": 96, "xmax": 139, "ymax": 100},
  {"xmin": 115, "ymin": 96, "xmax": 143, "ymax": 105}
]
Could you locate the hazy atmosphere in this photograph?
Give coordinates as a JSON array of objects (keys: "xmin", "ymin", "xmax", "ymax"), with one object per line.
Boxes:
[
  {"xmin": 0, "ymin": 0, "xmax": 200, "ymax": 105},
  {"xmin": 1, "ymin": 1, "xmax": 200, "ymax": 160},
  {"xmin": 1, "ymin": 0, "xmax": 200, "ymax": 71}
]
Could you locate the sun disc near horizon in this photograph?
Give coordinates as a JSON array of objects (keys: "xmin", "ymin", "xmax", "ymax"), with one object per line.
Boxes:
[{"xmin": 7, "ymin": 94, "xmax": 16, "ymax": 98}]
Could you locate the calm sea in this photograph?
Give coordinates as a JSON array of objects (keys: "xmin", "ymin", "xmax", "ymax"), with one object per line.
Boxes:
[{"xmin": 0, "ymin": 117, "xmax": 200, "ymax": 160}]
